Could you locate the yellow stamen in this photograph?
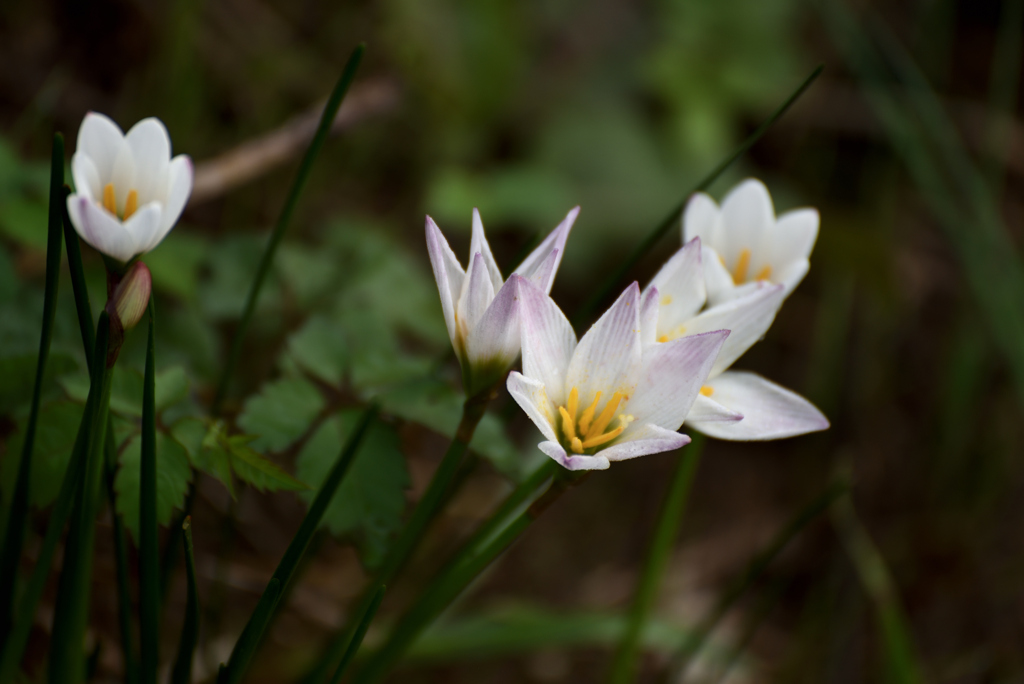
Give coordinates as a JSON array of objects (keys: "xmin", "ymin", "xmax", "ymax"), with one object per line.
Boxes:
[
  {"xmin": 732, "ymin": 248, "xmax": 751, "ymax": 283},
  {"xmin": 558, "ymin": 406, "xmax": 577, "ymax": 442},
  {"xmin": 700, "ymin": 385, "xmax": 714, "ymax": 397},
  {"xmin": 577, "ymin": 391, "xmax": 602, "ymax": 436},
  {"xmin": 123, "ymin": 189, "xmax": 139, "ymax": 220},
  {"xmin": 102, "ymin": 183, "xmax": 116, "ymax": 215},
  {"xmin": 586, "ymin": 392, "xmax": 624, "ymax": 439},
  {"xmin": 570, "ymin": 436, "xmax": 584, "ymax": 454},
  {"xmin": 581, "ymin": 425, "xmax": 624, "ymax": 449},
  {"xmin": 657, "ymin": 334, "xmax": 669, "ymax": 343},
  {"xmin": 754, "ymin": 265, "xmax": 772, "ymax": 281},
  {"xmin": 566, "ymin": 387, "xmax": 578, "ymax": 422}
]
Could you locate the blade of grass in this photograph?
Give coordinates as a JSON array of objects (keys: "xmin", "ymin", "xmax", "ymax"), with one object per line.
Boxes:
[
  {"xmin": 141, "ymin": 300, "xmax": 159, "ymax": 684},
  {"xmin": 171, "ymin": 517, "xmax": 201, "ymax": 684},
  {"xmin": 104, "ymin": 428, "xmax": 140, "ymax": 684},
  {"xmin": 573, "ymin": 65, "xmax": 823, "ymax": 326},
  {"xmin": 0, "ymin": 133, "xmax": 65, "ymax": 642},
  {"xmin": 217, "ymin": 403, "xmax": 378, "ymax": 684},
  {"xmin": 984, "ymin": 0, "xmax": 1024, "ymax": 192},
  {"xmin": 608, "ymin": 437, "xmax": 704, "ymax": 683},
  {"xmin": 212, "ymin": 43, "xmax": 365, "ymax": 413},
  {"xmin": 707, "ymin": 578, "xmax": 786, "ymax": 684},
  {"xmin": 329, "ymin": 584, "xmax": 386, "ymax": 684}
]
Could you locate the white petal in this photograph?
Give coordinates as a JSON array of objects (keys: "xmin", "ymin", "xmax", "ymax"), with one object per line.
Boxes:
[
  {"xmin": 125, "ymin": 117, "xmax": 171, "ymax": 203},
  {"xmin": 425, "ymin": 217, "xmax": 466, "ymax": 345},
  {"xmin": 539, "ymin": 440, "xmax": 610, "ymax": 471},
  {"xmin": 683, "ymin": 283, "xmax": 785, "ymax": 378},
  {"xmin": 682, "ymin": 192, "xmax": 720, "ymax": 245},
  {"xmin": 518, "ymin": 276, "xmax": 576, "ymax": 408},
  {"xmin": 507, "ymin": 372, "xmax": 559, "ymax": 443},
  {"xmin": 718, "ymin": 178, "xmax": 774, "ymax": 270},
  {"xmin": 565, "ymin": 282, "xmax": 642, "ymax": 409},
  {"xmin": 457, "ymin": 252, "xmax": 496, "ymax": 340},
  {"xmin": 515, "ymin": 206, "xmax": 578, "ymax": 293},
  {"xmin": 157, "ymin": 155, "xmax": 192, "ymax": 239},
  {"xmin": 464, "ymin": 276, "xmax": 521, "ymax": 369},
  {"xmin": 686, "ymin": 394, "xmax": 744, "ymax": 423},
  {"xmin": 600, "ymin": 423, "xmax": 690, "ymax": 462},
  {"xmin": 626, "ymin": 330, "xmax": 729, "ymax": 431},
  {"xmin": 111, "ymin": 139, "xmax": 136, "ymax": 212},
  {"xmin": 639, "ymin": 286, "xmax": 660, "ymax": 349},
  {"xmin": 647, "ymin": 237, "xmax": 706, "ymax": 336},
  {"xmin": 686, "ymin": 371, "xmax": 829, "ymax": 440},
  {"xmin": 76, "ymin": 112, "xmax": 124, "ymax": 181},
  {"xmin": 470, "ymin": 208, "xmax": 504, "ymax": 292},
  {"xmin": 124, "ymin": 201, "xmax": 163, "ymax": 254},
  {"xmin": 776, "ymin": 258, "xmax": 810, "ymax": 298},
  {"xmin": 769, "ymin": 208, "xmax": 819, "ymax": 267},
  {"xmin": 71, "ymin": 152, "xmax": 101, "ymax": 202},
  {"xmin": 702, "ymin": 245, "xmax": 736, "ymax": 306},
  {"xmin": 68, "ymin": 195, "xmax": 136, "ymax": 263}
]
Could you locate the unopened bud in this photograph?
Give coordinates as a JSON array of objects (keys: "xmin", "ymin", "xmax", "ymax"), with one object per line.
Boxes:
[{"xmin": 109, "ymin": 261, "xmax": 152, "ymax": 331}]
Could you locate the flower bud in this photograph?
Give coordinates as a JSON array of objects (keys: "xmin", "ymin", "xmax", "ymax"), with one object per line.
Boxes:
[{"xmin": 109, "ymin": 261, "xmax": 152, "ymax": 331}]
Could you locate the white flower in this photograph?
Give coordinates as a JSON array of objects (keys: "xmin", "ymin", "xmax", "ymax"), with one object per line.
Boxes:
[
  {"xmin": 67, "ymin": 112, "xmax": 193, "ymax": 263},
  {"xmin": 685, "ymin": 178, "xmax": 819, "ymax": 305},
  {"xmin": 507, "ymin": 277, "xmax": 728, "ymax": 471},
  {"xmin": 642, "ymin": 237, "xmax": 829, "ymax": 440},
  {"xmin": 427, "ymin": 207, "xmax": 578, "ymax": 395}
]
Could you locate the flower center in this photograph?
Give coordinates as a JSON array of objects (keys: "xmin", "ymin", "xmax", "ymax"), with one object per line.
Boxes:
[
  {"xmin": 723, "ymin": 249, "xmax": 773, "ymax": 284},
  {"xmin": 558, "ymin": 386, "xmax": 633, "ymax": 454},
  {"xmin": 101, "ymin": 182, "xmax": 140, "ymax": 221}
]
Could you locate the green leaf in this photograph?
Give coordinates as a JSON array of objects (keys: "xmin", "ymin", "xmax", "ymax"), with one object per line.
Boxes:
[
  {"xmin": 0, "ymin": 197, "xmax": 49, "ymax": 250},
  {"xmin": 173, "ymin": 417, "xmax": 235, "ymax": 497},
  {"xmin": 224, "ymin": 435, "xmax": 307, "ymax": 492},
  {"xmin": 115, "ymin": 432, "xmax": 194, "ymax": 541},
  {"xmin": 285, "ymin": 315, "xmax": 349, "ymax": 386},
  {"xmin": 237, "ymin": 377, "xmax": 324, "ymax": 452},
  {"xmin": 0, "ymin": 401, "xmax": 84, "ymax": 508},
  {"xmin": 295, "ymin": 411, "xmax": 410, "ymax": 568},
  {"xmin": 60, "ymin": 365, "xmax": 192, "ymax": 418},
  {"xmin": 0, "ymin": 353, "xmax": 78, "ymax": 414},
  {"xmin": 155, "ymin": 367, "xmax": 190, "ymax": 412}
]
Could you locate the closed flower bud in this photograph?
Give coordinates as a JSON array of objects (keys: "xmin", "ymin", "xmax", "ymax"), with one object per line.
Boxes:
[{"xmin": 109, "ymin": 261, "xmax": 152, "ymax": 331}]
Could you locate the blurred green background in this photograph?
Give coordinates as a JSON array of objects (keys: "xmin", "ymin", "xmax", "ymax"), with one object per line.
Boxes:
[{"xmin": 1, "ymin": 0, "xmax": 1024, "ymax": 681}]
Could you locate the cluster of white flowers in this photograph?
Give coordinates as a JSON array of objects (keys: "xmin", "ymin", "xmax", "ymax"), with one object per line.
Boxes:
[{"xmin": 428, "ymin": 179, "xmax": 828, "ymax": 471}]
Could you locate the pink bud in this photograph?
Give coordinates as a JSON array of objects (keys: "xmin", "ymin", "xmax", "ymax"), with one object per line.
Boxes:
[{"xmin": 109, "ymin": 261, "xmax": 152, "ymax": 330}]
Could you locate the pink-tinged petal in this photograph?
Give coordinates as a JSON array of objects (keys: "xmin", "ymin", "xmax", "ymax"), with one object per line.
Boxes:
[
  {"xmin": 111, "ymin": 139, "xmax": 136, "ymax": 212},
  {"xmin": 425, "ymin": 217, "xmax": 466, "ymax": 344},
  {"xmin": 769, "ymin": 208, "xmax": 819, "ymax": 267},
  {"xmin": 775, "ymin": 258, "xmax": 810, "ymax": 298},
  {"xmin": 71, "ymin": 152, "xmax": 101, "ymax": 202},
  {"xmin": 515, "ymin": 206, "xmax": 578, "ymax": 293},
  {"xmin": 701, "ymin": 245, "xmax": 736, "ymax": 306},
  {"xmin": 600, "ymin": 424, "xmax": 690, "ymax": 462},
  {"xmin": 646, "ymin": 237, "xmax": 706, "ymax": 335},
  {"xmin": 639, "ymin": 286, "xmax": 660, "ymax": 348},
  {"xmin": 566, "ymin": 282, "xmax": 642, "ymax": 408},
  {"xmin": 76, "ymin": 112, "xmax": 124, "ymax": 181},
  {"xmin": 465, "ymin": 276, "xmax": 521, "ymax": 371},
  {"xmin": 69, "ymin": 196, "xmax": 137, "ymax": 262},
  {"xmin": 518, "ymin": 276, "xmax": 576, "ymax": 408},
  {"xmin": 539, "ymin": 440, "xmax": 610, "ymax": 471},
  {"xmin": 626, "ymin": 330, "xmax": 729, "ymax": 431},
  {"xmin": 686, "ymin": 371, "xmax": 829, "ymax": 440},
  {"xmin": 469, "ymin": 208, "xmax": 504, "ymax": 293},
  {"xmin": 686, "ymin": 394, "xmax": 743, "ymax": 423},
  {"xmin": 682, "ymin": 192, "xmax": 720, "ymax": 245},
  {"xmin": 123, "ymin": 201, "xmax": 163, "ymax": 254},
  {"xmin": 457, "ymin": 252, "xmax": 496, "ymax": 340},
  {"xmin": 683, "ymin": 283, "xmax": 785, "ymax": 378},
  {"xmin": 718, "ymin": 179, "xmax": 774, "ymax": 269},
  {"xmin": 125, "ymin": 117, "xmax": 171, "ymax": 204},
  {"xmin": 507, "ymin": 371, "xmax": 558, "ymax": 443},
  {"xmin": 157, "ymin": 155, "xmax": 192, "ymax": 239}
]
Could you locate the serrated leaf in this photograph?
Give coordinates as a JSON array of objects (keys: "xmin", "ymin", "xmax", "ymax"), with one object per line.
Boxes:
[
  {"xmin": 0, "ymin": 401, "xmax": 84, "ymax": 508},
  {"xmin": 237, "ymin": 377, "xmax": 324, "ymax": 452},
  {"xmin": 173, "ymin": 417, "xmax": 235, "ymax": 498},
  {"xmin": 115, "ymin": 431, "xmax": 194, "ymax": 541},
  {"xmin": 224, "ymin": 435, "xmax": 308, "ymax": 492},
  {"xmin": 60, "ymin": 364, "xmax": 192, "ymax": 418},
  {"xmin": 295, "ymin": 411, "xmax": 410, "ymax": 568},
  {"xmin": 286, "ymin": 315, "xmax": 349, "ymax": 385}
]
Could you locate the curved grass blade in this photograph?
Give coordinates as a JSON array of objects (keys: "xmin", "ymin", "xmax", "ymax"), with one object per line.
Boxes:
[
  {"xmin": 608, "ymin": 437, "xmax": 704, "ymax": 683},
  {"xmin": 217, "ymin": 403, "xmax": 378, "ymax": 684},
  {"xmin": 212, "ymin": 43, "xmax": 365, "ymax": 413},
  {"xmin": 141, "ymin": 300, "xmax": 159, "ymax": 684},
  {"xmin": 329, "ymin": 584, "xmax": 386, "ymax": 684},
  {"xmin": 0, "ymin": 133, "xmax": 65, "ymax": 642},
  {"xmin": 573, "ymin": 65, "xmax": 823, "ymax": 326},
  {"xmin": 171, "ymin": 517, "xmax": 201, "ymax": 684}
]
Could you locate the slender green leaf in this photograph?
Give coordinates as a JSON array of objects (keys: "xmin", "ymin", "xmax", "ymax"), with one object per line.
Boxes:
[
  {"xmin": 104, "ymin": 427, "xmax": 139, "ymax": 684},
  {"xmin": 329, "ymin": 584, "xmax": 385, "ymax": 684},
  {"xmin": 141, "ymin": 302, "xmax": 159, "ymax": 684},
  {"xmin": 115, "ymin": 432, "xmax": 194, "ymax": 540},
  {"xmin": 171, "ymin": 517, "xmax": 200, "ymax": 684}
]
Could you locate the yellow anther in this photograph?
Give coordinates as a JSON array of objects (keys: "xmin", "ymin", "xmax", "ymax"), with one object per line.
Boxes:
[
  {"xmin": 102, "ymin": 183, "xmax": 116, "ymax": 215},
  {"xmin": 700, "ymin": 385, "xmax": 714, "ymax": 397},
  {"xmin": 558, "ymin": 406, "xmax": 577, "ymax": 442},
  {"xmin": 581, "ymin": 425, "xmax": 624, "ymax": 449},
  {"xmin": 123, "ymin": 189, "xmax": 139, "ymax": 220},
  {"xmin": 577, "ymin": 391, "xmax": 602, "ymax": 436},
  {"xmin": 570, "ymin": 436, "xmax": 584, "ymax": 454},
  {"xmin": 586, "ymin": 392, "xmax": 624, "ymax": 439},
  {"xmin": 566, "ymin": 387, "xmax": 578, "ymax": 422},
  {"xmin": 657, "ymin": 334, "xmax": 669, "ymax": 343},
  {"xmin": 754, "ymin": 265, "xmax": 772, "ymax": 281},
  {"xmin": 660, "ymin": 294, "xmax": 673, "ymax": 305},
  {"xmin": 732, "ymin": 248, "xmax": 751, "ymax": 283}
]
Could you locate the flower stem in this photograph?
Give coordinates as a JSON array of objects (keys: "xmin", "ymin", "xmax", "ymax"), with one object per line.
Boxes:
[
  {"xmin": 171, "ymin": 517, "xmax": 201, "ymax": 684},
  {"xmin": 140, "ymin": 300, "xmax": 159, "ymax": 684},
  {"xmin": 607, "ymin": 436, "xmax": 705, "ymax": 684},
  {"xmin": 328, "ymin": 584, "xmax": 386, "ymax": 684},
  {"xmin": 211, "ymin": 43, "xmax": 365, "ymax": 414},
  {"xmin": 104, "ymin": 430, "xmax": 140, "ymax": 684}
]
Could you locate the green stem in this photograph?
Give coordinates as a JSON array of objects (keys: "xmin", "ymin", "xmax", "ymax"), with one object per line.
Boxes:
[
  {"xmin": 328, "ymin": 585, "xmax": 386, "ymax": 684},
  {"xmin": 572, "ymin": 64, "xmax": 823, "ymax": 327},
  {"xmin": 217, "ymin": 404, "xmax": 378, "ymax": 684},
  {"xmin": 171, "ymin": 517, "xmax": 201, "ymax": 684},
  {"xmin": 62, "ymin": 193, "xmax": 96, "ymax": 355},
  {"xmin": 212, "ymin": 43, "xmax": 365, "ymax": 413},
  {"xmin": 140, "ymin": 300, "xmax": 159, "ymax": 684},
  {"xmin": 104, "ymin": 428, "xmax": 139, "ymax": 684},
  {"xmin": 0, "ymin": 133, "xmax": 65, "ymax": 642},
  {"xmin": 608, "ymin": 436, "xmax": 704, "ymax": 683},
  {"xmin": 48, "ymin": 313, "xmax": 115, "ymax": 684}
]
